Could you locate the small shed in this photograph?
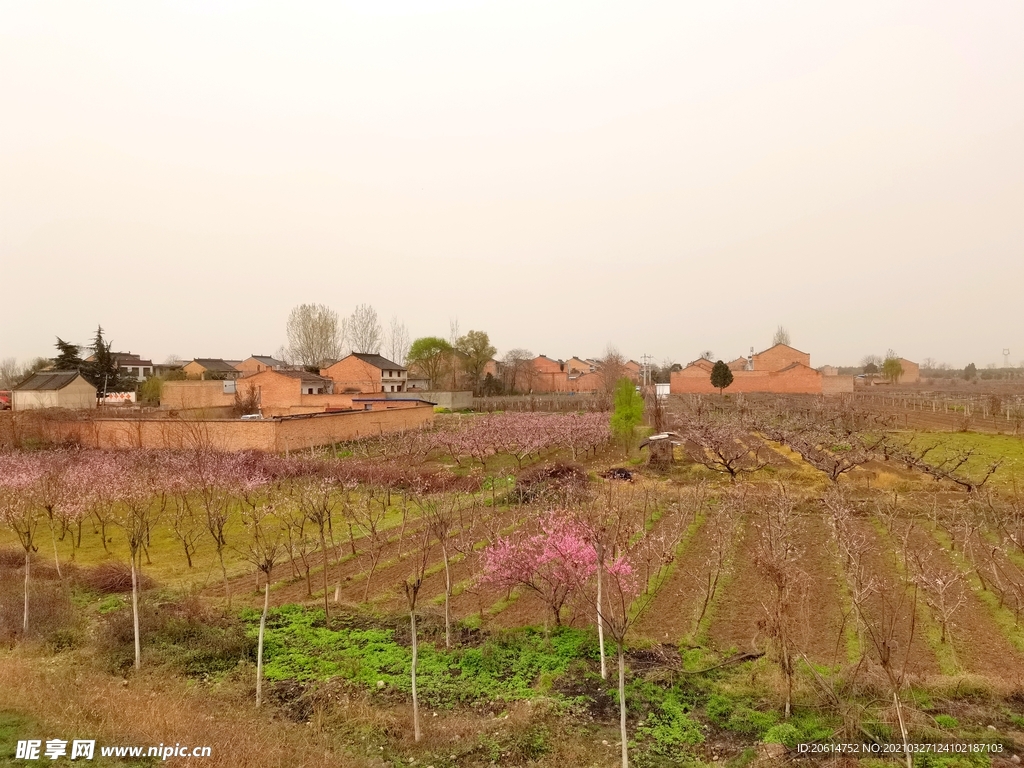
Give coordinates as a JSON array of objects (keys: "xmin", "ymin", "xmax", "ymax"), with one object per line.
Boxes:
[{"xmin": 13, "ymin": 372, "xmax": 97, "ymax": 411}]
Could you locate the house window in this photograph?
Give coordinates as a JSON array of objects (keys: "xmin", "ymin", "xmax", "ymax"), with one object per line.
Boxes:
[{"xmin": 307, "ymin": 388, "xmax": 313, "ymax": 394}]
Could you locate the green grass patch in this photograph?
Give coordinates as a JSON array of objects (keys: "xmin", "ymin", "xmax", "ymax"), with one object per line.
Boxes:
[{"xmin": 245, "ymin": 604, "xmax": 599, "ymax": 708}]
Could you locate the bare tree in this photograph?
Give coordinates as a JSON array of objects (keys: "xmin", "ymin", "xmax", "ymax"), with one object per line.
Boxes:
[
  {"xmin": 350, "ymin": 304, "xmax": 382, "ymax": 354},
  {"xmin": 386, "ymin": 316, "xmax": 410, "ymax": 365},
  {"xmin": 773, "ymin": 326, "xmax": 791, "ymax": 346},
  {"xmin": 600, "ymin": 346, "xmax": 627, "ymax": 394},
  {"xmin": 787, "ymin": 429, "xmax": 882, "ymax": 483},
  {"xmin": 500, "ymin": 348, "xmax": 534, "ymax": 394},
  {"xmin": 1, "ymin": 486, "xmax": 39, "ymax": 634},
  {"xmin": 115, "ymin": 461, "xmax": 167, "ymax": 670},
  {"xmin": 238, "ymin": 498, "xmax": 281, "ymax": 708},
  {"xmin": 0, "ymin": 357, "xmax": 24, "ymax": 388},
  {"xmin": 403, "ymin": 526, "xmax": 432, "ymax": 743},
  {"xmin": 286, "ymin": 304, "xmax": 344, "ymax": 368},
  {"xmin": 448, "ymin": 318, "xmax": 461, "ymax": 389},
  {"xmin": 884, "ymin": 437, "xmax": 1002, "ymax": 492},
  {"xmin": 682, "ymin": 418, "xmax": 769, "ymax": 480},
  {"xmin": 750, "ymin": 485, "xmax": 806, "ymax": 717}
]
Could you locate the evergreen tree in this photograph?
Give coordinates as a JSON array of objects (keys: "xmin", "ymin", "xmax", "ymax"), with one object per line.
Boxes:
[
  {"xmin": 964, "ymin": 362, "xmax": 977, "ymax": 380},
  {"xmin": 53, "ymin": 338, "xmax": 83, "ymax": 371},
  {"xmin": 86, "ymin": 326, "xmax": 129, "ymax": 391},
  {"xmin": 710, "ymin": 360, "xmax": 734, "ymax": 394}
]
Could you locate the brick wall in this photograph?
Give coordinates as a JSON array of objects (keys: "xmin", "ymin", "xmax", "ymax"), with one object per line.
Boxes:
[
  {"xmin": 821, "ymin": 375, "xmax": 855, "ymax": 394},
  {"xmin": 569, "ymin": 372, "xmax": 603, "ymax": 393},
  {"xmin": 752, "ymin": 345, "xmax": 811, "ymax": 371},
  {"xmin": 899, "ymin": 360, "xmax": 921, "ymax": 384},
  {"xmin": 161, "ymin": 381, "xmax": 236, "ymax": 410},
  {"xmin": 35, "ymin": 405, "xmax": 435, "ymax": 452},
  {"xmin": 321, "ymin": 357, "xmax": 382, "ymax": 393},
  {"xmin": 531, "ymin": 371, "xmax": 570, "ymax": 392},
  {"xmin": 533, "ymin": 357, "xmax": 564, "ymax": 374},
  {"xmin": 670, "ymin": 364, "xmax": 832, "ymax": 395}
]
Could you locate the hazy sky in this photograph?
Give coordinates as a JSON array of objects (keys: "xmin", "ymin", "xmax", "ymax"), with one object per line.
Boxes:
[{"xmin": 2, "ymin": 1, "xmax": 1022, "ymax": 369}]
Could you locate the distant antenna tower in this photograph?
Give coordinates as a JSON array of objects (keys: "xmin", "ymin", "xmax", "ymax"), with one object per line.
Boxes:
[{"xmin": 1004, "ymin": 349, "xmax": 1011, "ymax": 368}]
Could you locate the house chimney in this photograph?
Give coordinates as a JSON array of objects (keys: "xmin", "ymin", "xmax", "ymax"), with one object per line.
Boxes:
[{"xmin": 747, "ymin": 346, "xmax": 754, "ymax": 371}]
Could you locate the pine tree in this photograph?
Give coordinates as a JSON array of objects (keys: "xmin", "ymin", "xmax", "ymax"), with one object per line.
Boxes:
[
  {"xmin": 53, "ymin": 338, "xmax": 83, "ymax": 371},
  {"xmin": 86, "ymin": 326, "xmax": 128, "ymax": 391},
  {"xmin": 710, "ymin": 360, "xmax": 734, "ymax": 394}
]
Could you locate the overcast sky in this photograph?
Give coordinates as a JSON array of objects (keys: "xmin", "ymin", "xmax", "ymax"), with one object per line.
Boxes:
[{"xmin": 2, "ymin": 1, "xmax": 1022, "ymax": 369}]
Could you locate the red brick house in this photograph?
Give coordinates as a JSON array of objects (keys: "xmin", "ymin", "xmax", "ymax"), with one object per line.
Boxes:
[
  {"xmin": 670, "ymin": 347, "xmax": 852, "ymax": 395},
  {"xmin": 320, "ymin": 353, "xmax": 408, "ymax": 394},
  {"xmin": 235, "ymin": 355, "xmax": 287, "ymax": 376}
]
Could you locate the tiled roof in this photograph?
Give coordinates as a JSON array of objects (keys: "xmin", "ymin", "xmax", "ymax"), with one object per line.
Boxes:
[
  {"xmin": 14, "ymin": 372, "xmax": 94, "ymax": 392},
  {"xmin": 188, "ymin": 359, "xmax": 239, "ymax": 372},
  {"xmin": 350, "ymin": 353, "xmax": 406, "ymax": 371}
]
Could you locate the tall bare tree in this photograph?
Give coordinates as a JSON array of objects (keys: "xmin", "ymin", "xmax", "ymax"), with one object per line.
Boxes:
[
  {"xmin": 600, "ymin": 346, "xmax": 627, "ymax": 394},
  {"xmin": 500, "ymin": 348, "xmax": 534, "ymax": 394},
  {"xmin": 286, "ymin": 304, "xmax": 344, "ymax": 368},
  {"xmin": 773, "ymin": 325, "xmax": 791, "ymax": 346},
  {"xmin": 386, "ymin": 316, "xmax": 410, "ymax": 365},
  {"xmin": 350, "ymin": 304, "xmax": 382, "ymax": 353}
]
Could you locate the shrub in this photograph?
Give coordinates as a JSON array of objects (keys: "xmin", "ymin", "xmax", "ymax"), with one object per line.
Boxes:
[
  {"xmin": 100, "ymin": 595, "xmax": 254, "ymax": 675},
  {"xmin": 762, "ymin": 723, "xmax": 800, "ymax": 747},
  {"xmin": 513, "ymin": 462, "xmax": 589, "ymax": 504},
  {"xmin": 74, "ymin": 562, "xmax": 155, "ymax": 594}
]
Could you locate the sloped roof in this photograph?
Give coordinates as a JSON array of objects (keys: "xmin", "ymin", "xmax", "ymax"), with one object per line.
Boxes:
[
  {"xmin": 350, "ymin": 353, "xmax": 406, "ymax": 371},
  {"xmin": 14, "ymin": 372, "xmax": 95, "ymax": 392},
  {"xmin": 246, "ymin": 355, "xmax": 286, "ymax": 367},
  {"xmin": 263, "ymin": 369, "xmax": 332, "ymax": 385},
  {"xmin": 753, "ymin": 343, "xmax": 808, "ymax": 357},
  {"xmin": 777, "ymin": 362, "xmax": 817, "ymax": 373},
  {"xmin": 187, "ymin": 359, "xmax": 238, "ymax": 372}
]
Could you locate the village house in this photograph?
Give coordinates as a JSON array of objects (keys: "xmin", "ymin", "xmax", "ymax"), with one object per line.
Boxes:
[
  {"xmin": 83, "ymin": 351, "xmax": 155, "ymax": 382},
  {"xmin": 12, "ymin": 372, "xmax": 97, "ymax": 411},
  {"xmin": 898, "ymin": 358, "xmax": 920, "ymax": 383},
  {"xmin": 530, "ymin": 355, "xmax": 570, "ymax": 393},
  {"xmin": 182, "ymin": 359, "xmax": 243, "ymax": 380},
  {"xmin": 320, "ymin": 353, "xmax": 408, "ymax": 393},
  {"xmin": 566, "ymin": 357, "xmax": 596, "ymax": 375},
  {"xmin": 670, "ymin": 344, "xmax": 853, "ymax": 395},
  {"xmin": 235, "ymin": 355, "xmax": 288, "ymax": 376}
]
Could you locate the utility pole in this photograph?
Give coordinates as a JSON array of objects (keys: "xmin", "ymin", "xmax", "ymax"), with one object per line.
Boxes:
[{"xmin": 640, "ymin": 353, "xmax": 653, "ymax": 388}]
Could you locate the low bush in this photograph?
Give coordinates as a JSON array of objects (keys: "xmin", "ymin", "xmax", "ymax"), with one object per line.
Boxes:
[
  {"xmin": 100, "ymin": 595, "xmax": 254, "ymax": 675},
  {"xmin": 73, "ymin": 562, "xmax": 155, "ymax": 595}
]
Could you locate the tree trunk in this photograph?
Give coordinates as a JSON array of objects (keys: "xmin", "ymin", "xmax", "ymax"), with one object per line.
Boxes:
[
  {"xmin": 443, "ymin": 544, "xmax": 452, "ymax": 649},
  {"xmin": 318, "ymin": 530, "xmax": 330, "ymax": 624},
  {"xmin": 49, "ymin": 522, "xmax": 63, "ymax": 580},
  {"xmin": 218, "ymin": 546, "xmax": 231, "ymax": 608},
  {"xmin": 411, "ymin": 609, "xmax": 421, "ymax": 742},
  {"xmin": 597, "ymin": 562, "xmax": 607, "ymax": 680},
  {"xmin": 894, "ymin": 690, "xmax": 911, "ymax": 768},
  {"xmin": 257, "ymin": 582, "xmax": 269, "ymax": 708},
  {"xmin": 23, "ymin": 550, "xmax": 30, "ymax": 634},
  {"xmin": 131, "ymin": 552, "xmax": 141, "ymax": 670},
  {"xmin": 618, "ymin": 642, "xmax": 628, "ymax": 768}
]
